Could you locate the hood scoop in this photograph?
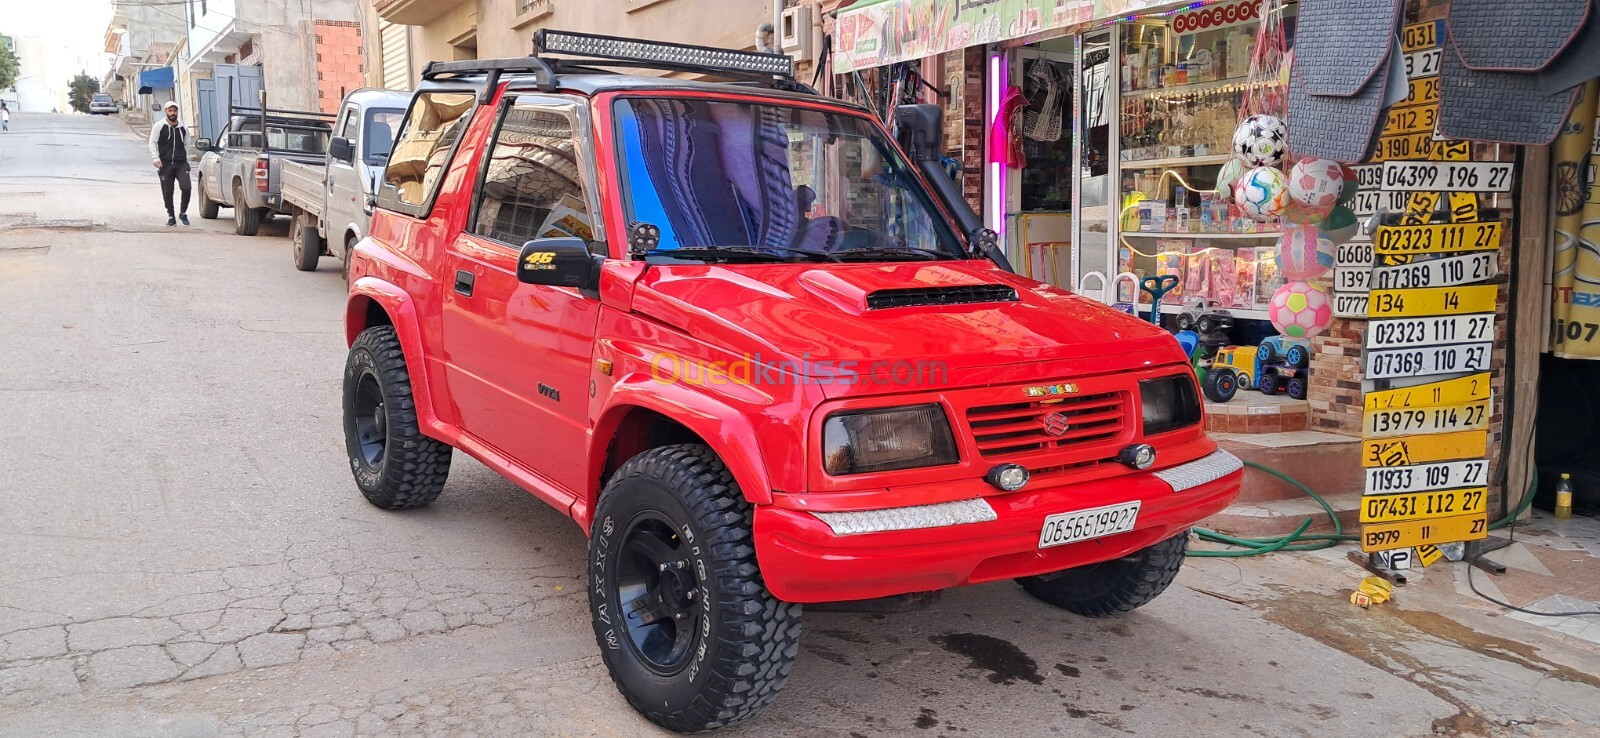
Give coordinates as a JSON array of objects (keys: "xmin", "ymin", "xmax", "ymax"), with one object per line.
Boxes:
[{"xmin": 865, "ymin": 284, "xmax": 1021, "ymax": 310}]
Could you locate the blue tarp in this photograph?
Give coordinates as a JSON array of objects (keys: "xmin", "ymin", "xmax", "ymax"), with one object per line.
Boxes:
[{"xmin": 137, "ymin": 66, "xmax": 174, "ymax": 91}]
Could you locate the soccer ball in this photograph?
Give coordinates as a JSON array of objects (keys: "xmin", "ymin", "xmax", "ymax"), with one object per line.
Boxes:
[
  {"xmin": 1275, "ymin": 225, "xmax": 1334, "ymax": 280},
  {"xmin": 1233, "ymin": 114, "xmax": 1288, "ymax": 168},
  {"xmin": 1234, "ymin": 166, "xmax": 1289, "ymax": 221},
  {"xmin": 1337, "ymin": 163, "xmax": 1360, "ymax": 205},
  {"xmin": 1288, "ymin": 157, "xmax": 1346, "ymax": 210},
  {"xmin": 1319, "ymin": 205, "xmax": 1360, "ymax": 245},
  {"xmin": 1216, "ymin": 158, "xmax": 1245, "ymax": 203},
  {"xmin": 1282, "ymin": 199, "xmax": 1331, "ymax": 225},
  {"xmin": 1270, "ymin": 281, "xmax": 1333, "ymax": 340}
]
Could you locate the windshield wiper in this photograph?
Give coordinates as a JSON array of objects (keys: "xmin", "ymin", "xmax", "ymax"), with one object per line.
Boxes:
[
  {"xmin": 829, "ymin": 246, "xmax": 955, "ymax": 261},
  {"xmin": 645, "ymin": 246, "xmax": 830, "ymax": 263}
]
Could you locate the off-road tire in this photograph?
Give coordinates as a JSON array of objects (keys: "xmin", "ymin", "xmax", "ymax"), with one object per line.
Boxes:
[
  {"xmin": 199, "ymin": 182, "xmax": 220, "ymax": 219},
  {"xmin": 589, "ymin": 444, "xmax": 802, "ymax": 733},
  {"xmin": 293, "ymin": 214, "xmax": 322, "ymax": 272},
  {"xmin": 343, "ymin": 325, "xmax": 451, "ymax": 509},
  {"xmin": 233, "ymin": 183, "xmax": 261, "ymax": 236},
  {"xmin": 1016, "ymin": 531, "xmax": 1189, "ymax": 617}
]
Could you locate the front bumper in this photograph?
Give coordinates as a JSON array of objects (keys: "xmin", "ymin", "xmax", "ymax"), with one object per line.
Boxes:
[{"xmin": 754, "ymin": 450, "xmax": 1243, "ymax": 603}]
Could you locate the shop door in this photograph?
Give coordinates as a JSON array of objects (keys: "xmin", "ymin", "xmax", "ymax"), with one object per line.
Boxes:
[{"xmin": 1073, "ymin": 32, "xmax": 1118, "ymax": 303}]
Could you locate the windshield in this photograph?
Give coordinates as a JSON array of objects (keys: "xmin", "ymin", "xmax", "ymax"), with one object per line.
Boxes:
[
  {"xmin": 612, "ymin": 97, "xmax": 965, "ymax": 262},
  {"xmin": 363, "ymin": 108, "xmax": 404, "ymax": 166}
]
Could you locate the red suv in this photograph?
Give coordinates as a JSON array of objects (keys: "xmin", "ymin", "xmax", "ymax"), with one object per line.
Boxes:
[{"xmin": 342, "ymin": 31, "xmax": 1242, "ymax": 733}]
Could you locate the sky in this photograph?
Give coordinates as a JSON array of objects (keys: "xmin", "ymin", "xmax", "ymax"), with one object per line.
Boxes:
[{"xmin": 2, "ymin": 0, "xmax": 116, "ymax": 110}]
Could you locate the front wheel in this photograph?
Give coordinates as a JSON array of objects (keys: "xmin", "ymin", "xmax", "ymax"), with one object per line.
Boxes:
[
  {"xmin": 199, "ymin": 180, "xmax": 221, "ymax": 219},
  {"xmin": 1016, "ymin": 531, "xmax": 1189, "ymax": 617},
  {"xmin": 343, "ymin": 325, "xmax": 452, "ymax": 509},
  {"xmin": 590, "ymin": 444, "xmax": 802, "ymax": 733},
  {"xmin": 1285, "ymin": 343, "xmax": 1310, "ymax": 369}
]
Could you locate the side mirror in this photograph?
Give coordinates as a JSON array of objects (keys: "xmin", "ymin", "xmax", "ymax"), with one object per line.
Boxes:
[
  {"xmin": 517, "ymin": 237, "xmax": 602, "ymax": 294},
  {"xmin": 195, "ymin": 137, "xmax": 213, "ymax": 152},
  {"xmin": 329, "ymin": 136, "xmax": 355, "ymax": 163}
]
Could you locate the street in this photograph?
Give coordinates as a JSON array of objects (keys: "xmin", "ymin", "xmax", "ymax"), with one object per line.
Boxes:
[{"xmin": 5, "ymin": 111, "xmax": 1600, "ymax": 737}]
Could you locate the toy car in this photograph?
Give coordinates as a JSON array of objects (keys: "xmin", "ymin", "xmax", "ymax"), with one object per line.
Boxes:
[
  {"xmin": 1257, "ymin": 335, "xmax": 1310, "ymax": 371},
  {"xmin": 1257, "ymin": 364, "xmax": 1309, "ymax": 400},
  {"xmin": 1211, "ymin": 345, "xmax": 1258, "ymax": 389}
]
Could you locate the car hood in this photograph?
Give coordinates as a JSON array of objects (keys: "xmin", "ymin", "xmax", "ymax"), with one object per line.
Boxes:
[{"xmin": 630, "ymin": 260, "xmax": 1185, "ymax": 383}]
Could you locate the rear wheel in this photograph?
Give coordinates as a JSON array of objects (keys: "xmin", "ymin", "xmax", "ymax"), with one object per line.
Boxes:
[
  {"xmin": 1258, "ymin": 372, "xmax": 1281, "ymax": 396},
  {"xmin": 1287, "ymin": 376, "xmax": 1308, "ymax": 400},
  {"xmin": 233, "ymin": 183, "xmax": 260, "ymax": 236},
  {"xmin": 292, "ymin": 214, "xmax": 322, "ymax": 272},
  {"xmin": 590, "ymin": 444, "xmax": 802, "ymax": 733},
  {"xmin": 1017, "ymin": 532, "xmax": 1189, "ymax": 617},
  {"xmin": 343, "ymin": 325, "xmax": 452, "ymax": 509}
]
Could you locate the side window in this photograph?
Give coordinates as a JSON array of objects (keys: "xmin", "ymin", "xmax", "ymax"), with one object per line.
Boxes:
[
  {"xmin": 338, "ymin": 108, "xmax": 359, "ymax": 139},
  {"xmin": 471, "ymin": 100, "xmax": 593, "ymax": 248},
  {"xmin": 384, "ymin": 91, "xmax": 475, "ymax": 208}
]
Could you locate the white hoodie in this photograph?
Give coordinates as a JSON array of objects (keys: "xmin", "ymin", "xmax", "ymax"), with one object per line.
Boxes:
[{"xmin": 148, "ymin": 105, "xmax": 188, "ymax": 165}]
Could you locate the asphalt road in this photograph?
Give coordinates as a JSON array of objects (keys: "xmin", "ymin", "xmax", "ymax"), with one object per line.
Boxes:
[{"xmin": 4, "ymin": 112, "xmax": 1600, "ymax": 737}]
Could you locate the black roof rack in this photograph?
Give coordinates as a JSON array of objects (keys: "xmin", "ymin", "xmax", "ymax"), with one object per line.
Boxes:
[{"xmin": 418, "ymin": 31, "xmax": 814, "ymax": 101}]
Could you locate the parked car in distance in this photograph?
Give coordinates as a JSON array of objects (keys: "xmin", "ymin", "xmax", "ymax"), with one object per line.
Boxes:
[
  {"xmin": 194, "ymin": 105, "xmax": 335, "ymax": 236},
  {"xmin": 279, "ymin": 89, "xmax": 410, "ymax": 276},
  {"xmin": 341, "ymin": 31, "xmax": 1242, "ymax": 733},
  {"xmin": 88, "ymin": 94, "xmax": 117, "ymax": 115}
]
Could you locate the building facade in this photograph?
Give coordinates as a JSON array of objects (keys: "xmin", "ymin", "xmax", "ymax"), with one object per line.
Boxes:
[{"xmin": 104, "ymin": 3, "xmax": 189, "ymax": 124}]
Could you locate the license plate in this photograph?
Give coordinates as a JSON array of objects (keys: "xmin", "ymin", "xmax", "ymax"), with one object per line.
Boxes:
[
  {"xmin": 1382, "ymin": 105, "xmax": 1438, "ymax": 136},
  {"xmin": 1365, "ymin": 313, "xmax": 1494, "ymax": 349},
  {"xmin": 1335, "ymin": 266, "xmax": 1372, "ymax": 292},
  {"xmin": 1364, "ymin": 342, "xmax": 1492, "ymax": 379},
  {"xmin": 1383, "ymin": 161, "xmax": 1513, "ymax": 192},
  {"xmin": 1362, "ymin": 430, "xmax": 1489, "ymax": 468},
  {"xmin": 1372, "ymin": 253, "xmax": 1497, "ymax": 290},
  {"xmin": 1361, "ymin": 513, "xmax": 1486, "ymax": 552},
  {"xmin": 1405, "ymin": 48, "xmax": 1441, "ymax": 79},
  {"xmin": 1038, "ymin": 501, "xmax": 1140, "ymax": 549},
  {"xmin": 1363, "ymin": 399, "xmax": 1492, "ymax": 438},
  {"xmin": 1402, "ymin": 20, "xmax": 1442, "ymax": 53},
  {"xmin": 1366, "ymin": 284, "xmax": 1498, "ymax": 318},
  {"xmin": 1349, "ymin": 189, "xmax": 1409, "ymax": 217},
  {"xmin": 1361, "ymin": 488, "xmax": 1487, "ymax": 523},
  {"xmin": 1336, "ymin": 241, "xmax": 1376, "ymax": 268},
  {"xmin": 1364, "ymin": 460, "xmax": 1489, "ymax": 495},
  {"xmin": 1363, "ymin": 373, "xmax": 1491, "ymax": 410},
  {"xmin": 1375, "ymin": 222, "xmax": 1502, "ymax": 255},
  {"xmin": 1333, "ymin": 292, "xmax": 1370, "ymax": 319}
]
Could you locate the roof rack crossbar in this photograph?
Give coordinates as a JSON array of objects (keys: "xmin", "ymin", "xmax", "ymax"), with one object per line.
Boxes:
[
  {"xmin": 533, "ymin": 29, "xmax": 794, "ymax": 80},
  {"xmin": 421, "ymin": 57, "xmax": 557, "ymax": 99}
]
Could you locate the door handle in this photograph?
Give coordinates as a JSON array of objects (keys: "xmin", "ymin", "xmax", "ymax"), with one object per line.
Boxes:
[{"xmin": 454, "ymin": 270, "xmax": 475, "ymax": 296}]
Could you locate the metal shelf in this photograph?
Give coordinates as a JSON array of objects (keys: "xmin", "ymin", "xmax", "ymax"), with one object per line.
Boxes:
[
  {"xmin": 1119, "ymin": 153, "xmax": 1235, "ymax": 170},
  {"xmin": 1156, "ymin": 303, "xmax": 1272, "ymax": 321},
  {"xmin": 1123, "ymin": 231, "xmax": 1283, "ymax": 240},
  {"xmin": 1122, "ymin": 76, "xmax": 1253, "ymax": 100}
]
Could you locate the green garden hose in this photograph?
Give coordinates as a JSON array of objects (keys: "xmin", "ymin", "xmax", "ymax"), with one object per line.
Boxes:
[{"xmin": 1189, "ymin": 461, "xmax": 1539, "ymax": 557}]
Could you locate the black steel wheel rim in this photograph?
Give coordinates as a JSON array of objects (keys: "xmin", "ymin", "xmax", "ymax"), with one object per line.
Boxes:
[
  {"xmin": 351, "ymin": 368, "xmax": 386, "ymax": 469},
  {"xmin": 614, "ymin": 512, "xmax": 701, "ymax": 674}
]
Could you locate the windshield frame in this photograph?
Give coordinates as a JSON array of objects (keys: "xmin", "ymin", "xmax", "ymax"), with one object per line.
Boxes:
[
  {"xmin": 604, "ymin": 92, "xmax": 970, "ymax": 265},
  {"xmin": 362, "ymin": 107, "xmax": 405, "ymax": 167}
]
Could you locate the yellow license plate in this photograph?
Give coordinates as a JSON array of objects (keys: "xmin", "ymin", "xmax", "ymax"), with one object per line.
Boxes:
[
  {"xmin": 1364, "ymin": 373, "xmax": 1491, "ymax": 410},
  {"xmin": 1401, "ymin": 20, "xmax": 1442, "ymax": 53},
  {"xmin": 1362, "ymin": 430, "xmax": 1489, "ymax": 468},
  {"xmin": 1366, "ymin": 284, "xmax": 1498, "ymax": 317},
  {"xmin": 1383, "ymin": 105, "xmax": 1438, "ymax": 136},
  {"xmin": 1364, "ymin": 399, "xmax": 1492, "ymax": 438},
  {"xmin": 1395, "ymin": 76, "xmax": 1440, "ymax": 108},
  {"xmin": 1361, "ymin": 487, "xmax": 1487, "ymax": 523},
  {"xmin": 1375, "ymin": 222, "xmax": 1502, "ymax": 255},
  {"xmin": 1361, "ymin": 513, "xmax": 1487, "ymax": 552}
]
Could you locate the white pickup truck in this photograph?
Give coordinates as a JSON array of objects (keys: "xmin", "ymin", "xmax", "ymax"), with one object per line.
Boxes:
[{"xmin": 280, "ymin": 89, "xmax": 410, "ymax": 276}]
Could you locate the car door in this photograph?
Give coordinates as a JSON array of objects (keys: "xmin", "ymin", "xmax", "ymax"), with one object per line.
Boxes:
[
  {"xmin": 440, "ymin": 95, "xmax": 602, "ymax": 496},
  {"xmin": 199, "ymin": 122, "xmax": 229, "ymax": 202},
  {"xmin": 326, "ymin": 104, "xmax": 363, "ymax": 254}
]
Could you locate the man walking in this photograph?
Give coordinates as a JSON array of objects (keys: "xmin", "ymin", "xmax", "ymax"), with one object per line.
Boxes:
[
  {"xmin": 2, "ymin": 103, "xmax": 10, "ymax": 133},
  {"xmin": 148, "ymin": 100, "xmax": 191, "ymax": 226}
]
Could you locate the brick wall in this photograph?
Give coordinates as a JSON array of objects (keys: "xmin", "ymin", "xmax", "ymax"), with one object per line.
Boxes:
[
  {"xmin": 314, "ymin": 21, "xmax": 364, "ymax": 115},
  {"xmin": 961, "ymin": 46, "xmax": 986, "ymax": 214}
]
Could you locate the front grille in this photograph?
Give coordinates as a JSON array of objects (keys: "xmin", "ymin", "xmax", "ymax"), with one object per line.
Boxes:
[
  {"xmin": 965, "ymin": 391, "xmax": 1126, "ymax": 458},
  {"xmin": 865, "ymin": 284, "xmax": 1019, "ymax": 309}
]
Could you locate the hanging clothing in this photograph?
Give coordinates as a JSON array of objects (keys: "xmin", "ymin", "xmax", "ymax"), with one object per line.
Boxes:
[
  {"xmin": 989, "ymin": 85, "xmax": 1028, "ymax": 168},
  {"xmin": 1023, "ymin": 59, "xmax": 1068, "ymax": 142}
]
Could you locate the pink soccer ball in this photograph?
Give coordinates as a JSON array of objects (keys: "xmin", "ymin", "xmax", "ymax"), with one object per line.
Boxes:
[
  {"xmin": 1270, "ymin": 281, "xmax": 1333, "ymax": 339},
  {"xmin": 1275, "ymin": 225, "xmax": 1335, "ymax": 280},
  {"xmin": 1288, "ymin": 157, "xmax": 1346, "ymax": 211}
]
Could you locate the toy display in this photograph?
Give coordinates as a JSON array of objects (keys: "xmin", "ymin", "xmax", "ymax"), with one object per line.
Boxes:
[
  {"xmin": 1287, "ymin": 157, "xmax": 1346, "ymax": 210},
  {"xmin": 1256, "ymin": 335, "xmax": 1311, "ymax": 400},
  {"xmin": 1232, "ymin": 114, "xmax": 1288, "ymax": 168},
  {"xmin": 1274, "ymin": 225, "xmax": 1334, "ymax": 280},
  {"xmin": 1234, "ymin": 166, "xmax": 1290, "ymax": 221},
  {"xmin": 1140, "ymin": 274, "xmax": 1181, "ymax": 325},
  {"xmin": 1269, "ymin": 281, "xmax": 1333, "ymax": 339}
]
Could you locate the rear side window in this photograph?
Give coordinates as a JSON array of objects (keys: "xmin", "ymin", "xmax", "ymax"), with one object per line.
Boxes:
[
  {"xmin": 383, "ymin": 92, "xmax": 475, "ymax": 208},
  {"xmin": 471, "ymin": 100, "xmax": 592, "ymax": 247}
]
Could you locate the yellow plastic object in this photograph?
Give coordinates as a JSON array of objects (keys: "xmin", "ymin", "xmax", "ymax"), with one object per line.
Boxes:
[
  {"xmin": 1358, "ymin": 576, "xmax": 1394, "ymax": 605},
  {"xmin": 1555, "ymin": 473, "xmax": 1574, "ymax": 520}
]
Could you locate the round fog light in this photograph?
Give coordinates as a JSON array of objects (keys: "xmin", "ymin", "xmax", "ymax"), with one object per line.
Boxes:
[
  {"xmin": 1118, "ymin": 444, "xmax": 1156, "ymax": 470},
  {"xmin": 985, "ymin": 463, "xmax": 1030, "ymax": 492}
]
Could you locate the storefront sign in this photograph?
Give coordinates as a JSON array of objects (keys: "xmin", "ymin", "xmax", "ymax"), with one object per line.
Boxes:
[
  {"xmin": 834, "ymin": 0, "xmax": 1107, "ymax": 73},
  {"xmin": 1366, "ymin": 284, "xmax": 1498, "ymax": 317},
  {"xmin": 1364, "ymin": 461, "xmax": 1489, "ymax": 495},
  {"xmin": 1362, "ymin": 430, "xmax": 1490, "ymax": 468},
  {"xmin": 1360, "ymin": 512, "xmax": 1487, "ymax": 552},
  {"xmin": 1372, "ymin": 253, "xmax": 1498, "ymax": 290},
  {"xmin": 1365, "ymin": 342, "xmax": 1492, "ymax": 379},
  {"xmin": 1375, "ymin": 222, "xmax": 1502, "ymax": 255},
  {"xmin": 1363, "ymin": 373, "xmax": 1491, "ymax": 410},
  {"xmin": 1172, "ymin": 0, "xmax": 1262, "ymax": 34},
  {"xmin": 1361, "ymin": 487, "xmax": 1487, "ymax": 523},
  {"xmin": 1363, "ymin": 397, "xmax": 1492, "ymax": 436},
  {"xmin": 1334, "ymin": 292, "xmax": 1370, "ymax": 318},
  {"xmin": 1365, "ymin": 313, "xmax": 1494, "ymax": 350},
  {"xmin": 1382, "ymin": 161, "xmax": 1514, "ymax": 193}
]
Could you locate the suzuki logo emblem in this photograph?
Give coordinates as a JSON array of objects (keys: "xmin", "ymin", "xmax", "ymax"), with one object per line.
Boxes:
[{"xmin": 1042, "ymin": 412, "xmax": 1071, "ymax": 437}]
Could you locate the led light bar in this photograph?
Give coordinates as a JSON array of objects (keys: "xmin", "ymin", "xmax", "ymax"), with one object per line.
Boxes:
[
  {"xmin": 810, "ymin": 498, "xmax": 998, "ymax": 536},
  {"xmin": 536, "ymin": 30, "xmax": 793, "ymax": 77}
]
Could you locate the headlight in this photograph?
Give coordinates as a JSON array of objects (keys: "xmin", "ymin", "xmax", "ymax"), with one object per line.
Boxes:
[
  {"xmin": 823, "ymin": 404, "xmax": 959, "ymax": 475},
  {"xmin": 1140, "ymin": 375, "xmax": 1201, "ymax": 436}
]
